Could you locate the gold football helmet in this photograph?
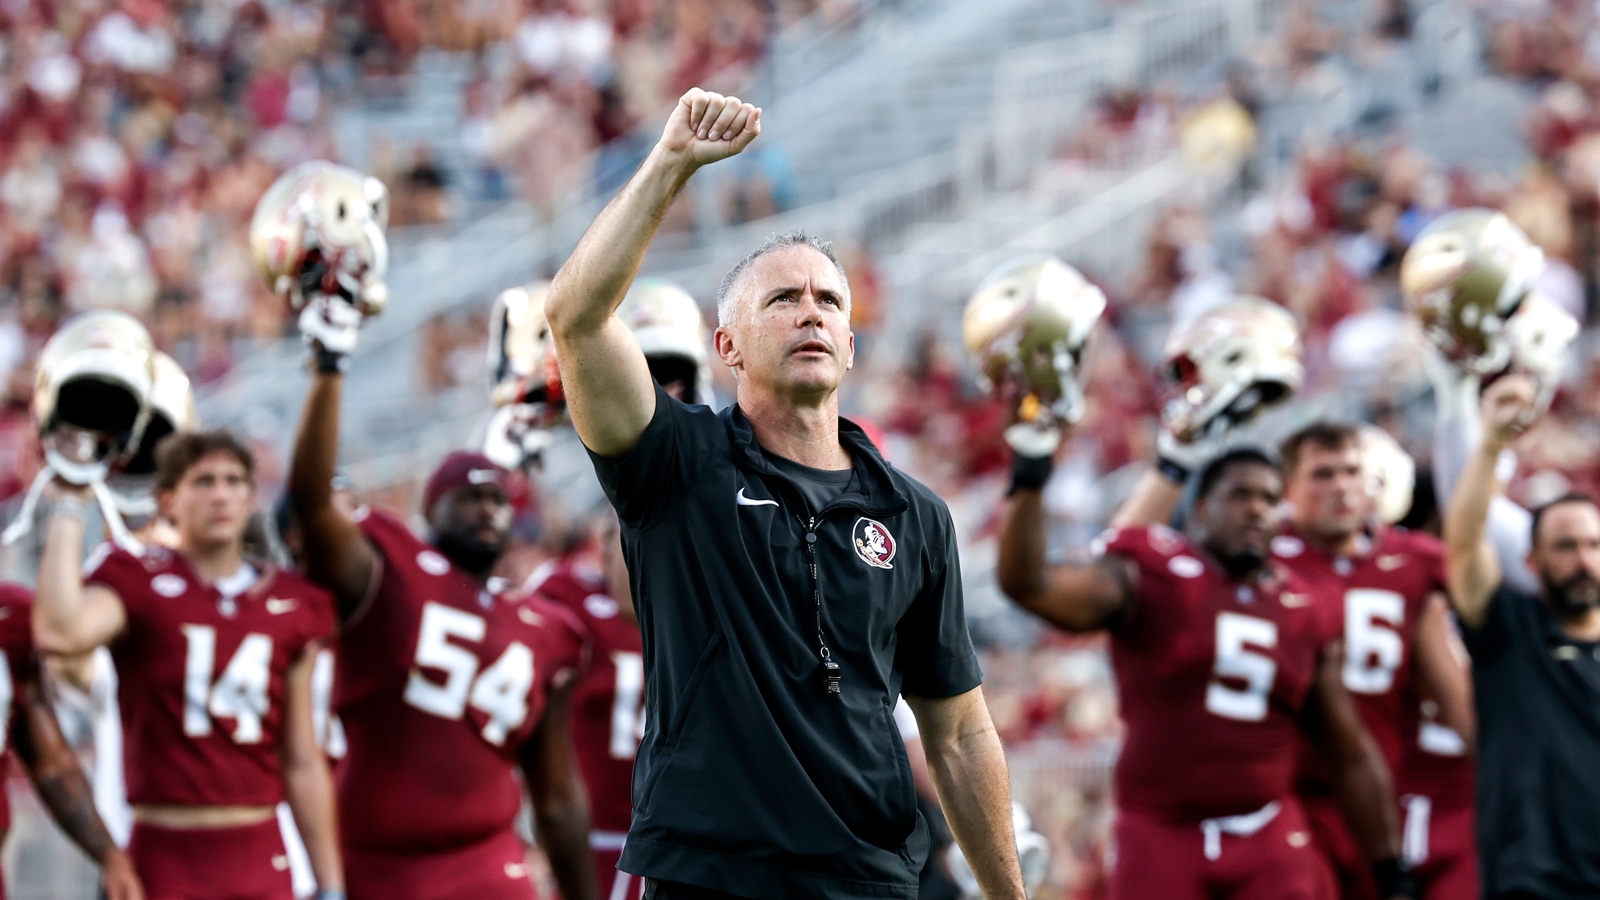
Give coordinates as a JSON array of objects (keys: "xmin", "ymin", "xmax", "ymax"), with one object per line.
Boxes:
[
  {"xmin": 618, "ymin": 279, "xmax": 714, "ymax": 406},
  {"xmin": 1360, "ymin": 426, "xmax": 1415, "ymax": 525},
  {"xmin": 33, "ymin": 310, "xmax": 156, "ymax": 483},
  {"xmin": 250, "ymin": 160, "xmax": 390, "ymax": 317},
  {"xmin": 1401, "ymin": 208, "xmax": 1545, "ymax": 373},
  {"xmin": 1160, "ymin": 297, "xmax": 1303, "ymax": 443},
  {"xmin": 109, "ymin": 352, "xmax": 198, "ymax": 518},
  {"xmin": 487, "ymin": 281, "xmax": 563, "ymax": 410},
  {"xmin": 484, "ymin": 282, "xmax": 565, "ymax": 470},
  {"xmin": 963, "ymin": 256, "xmax": 1107, "ymax": 426}
]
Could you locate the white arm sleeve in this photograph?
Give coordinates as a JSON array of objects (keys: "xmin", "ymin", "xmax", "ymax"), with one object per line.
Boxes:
[{"xmin": 1431, "ymin": 366, "xmax": 1538, "ymax": 594}]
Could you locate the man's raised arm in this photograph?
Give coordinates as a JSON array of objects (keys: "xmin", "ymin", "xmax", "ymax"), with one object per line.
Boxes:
[
  {"xmin": 1444, "ymin": 375, "xmax": 1538, "ymax": 629},
  {"xmin": 547, "ymin": 88, "xmax": 759, "ymax": 458},
  {"xmin": 996, "ymin": 482, "xmax": 1129, "ymax": 632}
]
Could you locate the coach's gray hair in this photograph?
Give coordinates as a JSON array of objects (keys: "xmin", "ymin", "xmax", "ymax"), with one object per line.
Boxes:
[{"xmin": 715, "ymin": 230, "xmax": 851, "ymax": 326}]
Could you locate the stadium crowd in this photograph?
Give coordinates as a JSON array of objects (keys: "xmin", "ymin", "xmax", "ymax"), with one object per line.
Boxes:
[{"xmin": 4, "ymin": 0, "xmax": 1600, "ymax": 897}]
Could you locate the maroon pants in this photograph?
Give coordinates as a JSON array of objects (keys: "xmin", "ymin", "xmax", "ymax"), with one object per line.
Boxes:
[
  {"xmin": 345, "ymin": 829, "xmax": 536, "ymax": 900},
  {"xmin": 1110, "ymin": 798, "xmax": 1335, "ymax": 900},
  {"xmin": 594, "ymin": 845, "xmax": 645, "ymax": 900},
  {"xmin": 1402, "ymin": 795, "xmax": 1479, "ymax": 900},
  {"xmin": 128, "ymin": 819, "xmax": 294, "ymax": 900},
  {"xmin": 1303, "ymin": 795, "xmax": 1380, "ymax": 900}
]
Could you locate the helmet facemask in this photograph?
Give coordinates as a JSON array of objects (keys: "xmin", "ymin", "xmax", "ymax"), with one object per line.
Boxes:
[
  {"xmin": 1159, "ymin": 297, "xmax": 1303, "ymax": 443},
  {"xmin": 964, "ymin": 256, "xmax": 1106, "ymax": 430}
]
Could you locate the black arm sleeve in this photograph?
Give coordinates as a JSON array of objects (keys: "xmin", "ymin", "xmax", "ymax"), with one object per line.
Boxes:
[
  {"xmin": 896, "ymin": 507, "xmax": 982, "ymax": 698},
  {"xmin": 587, "ymin": 383, "xmax": 692, "ymax": 528}
]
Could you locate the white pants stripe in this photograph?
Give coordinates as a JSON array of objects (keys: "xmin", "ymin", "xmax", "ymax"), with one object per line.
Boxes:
[{"xmin": 1401, "ymin": 794, "xmax": 1432, "ymax": 867}]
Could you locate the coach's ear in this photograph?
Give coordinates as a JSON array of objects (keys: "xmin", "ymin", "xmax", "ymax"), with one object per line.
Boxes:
[{"xmin": 715, "ymin": 325, "xmax": 743, "ymax": 373}]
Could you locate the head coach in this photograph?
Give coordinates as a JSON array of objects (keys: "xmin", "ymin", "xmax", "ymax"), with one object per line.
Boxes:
[
  {"xmin": 545, "ymin": 88, "xmax": 1026, "ymax": 900},
  {"xmin": 1444, "ymin": 372, "xmax": 1600, "ymax": 899}
]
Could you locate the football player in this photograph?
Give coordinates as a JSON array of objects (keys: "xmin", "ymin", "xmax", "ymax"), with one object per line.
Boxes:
[
  {"xmin": 32, "ymin": 431, "xmax": 343, "ymax": 900},
  {"xmin": 0, "ymin": 582, "xmax": 142, "ymax": 900},
  {"xmin": 997, "ymin": 446, "xmax": 1414, "ymax": 899},
  {"xmin": 982, "ymin": 277, "xmax": 1413, "ymax": 898},
  {"xmin": 1394, "ymin": 597, "xmax": 1477, "ymax": 900},
  {"xmin": 522, "ymin": 278, "xmax": 709, "ymax": 900},
  {"xmin": 526, "ymin": 515, "xmax": 642, "ymax": 900},
  {"xmin": 1118, "ymin": 419, "xmax": 1465, "ymax": 900},
  {"xmin": 288, "ymin": 351, "xmax": 596, "ymax": 900}
]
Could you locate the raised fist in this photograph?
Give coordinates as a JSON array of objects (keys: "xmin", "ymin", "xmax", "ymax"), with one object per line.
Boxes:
[
  {"xmin": 1481, "ymin": 373, "xmax": 1539, "ymax": 451},
  {"xmin": 659, "ymin": 88, "xmax": 762, "ymax": 168}
]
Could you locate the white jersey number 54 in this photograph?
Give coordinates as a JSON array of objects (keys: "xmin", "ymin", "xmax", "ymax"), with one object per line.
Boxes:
[{"xmin": 405, "ymin": 602, "xmax": 535, "ymax": 745}]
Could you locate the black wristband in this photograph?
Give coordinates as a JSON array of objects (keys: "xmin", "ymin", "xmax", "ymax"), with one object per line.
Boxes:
[
  {"xmin": 1372, "ymin": 857, "xmax": 1418, "ymax": 899},
  {"xmin": 1156, "ymin": 456, "xmax": 1191, "ymax": 485},
  {"xmin": 313, "ymin": 345, "xmax": 348, "ymax": 374},
  {"xmin": 1008, "ymin": 452, "xmax": 1054, "ymax": 496}
]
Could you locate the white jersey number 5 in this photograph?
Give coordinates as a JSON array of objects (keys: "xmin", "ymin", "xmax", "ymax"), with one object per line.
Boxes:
[
  {"xmin": 405, "ymin": 602, "xmax": 535, "ymax": 746},
  {"xmin": 181, "ymin": 626, "xmax": 274, "ymax": 743},
  {"xmin": 1206, "ymin": 612, "xmax": 1279, "ymax": 722}
]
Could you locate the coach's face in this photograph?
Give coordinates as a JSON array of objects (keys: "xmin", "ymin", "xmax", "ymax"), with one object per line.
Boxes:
[
  {"xmin": 1531, "ymin": 501, "xmax": 1600, "ymax": 617},
  {"xmin": 715, "ymin": 246, "xmax": 854, "ymax": 399},
  {"xmin": 1285, "ymin": 441, "xmax": 1367, "ymax": 543}
]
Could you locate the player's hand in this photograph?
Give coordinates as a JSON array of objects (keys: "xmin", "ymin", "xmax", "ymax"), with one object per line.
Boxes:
[
  {"xmin": 40, "ymin": 465, "xmax": 93, "ymax": 502},
  {"xmin": 1481, "ymin": 373, "xmax": 1538, "ymax": 452},
  {"xmin": 102, "ymin": 849, "xmax": 144, "ymax": 900},
  {"xmin": 658, "ymin": 88, "xmax": 761, "ymax": 169},
  {"xmin": 299, "ymin": 295, "xmax": 365, "ymax": 364},
  {"xmin": 1155, "ymin": 415, "xmax": 1234, "ymax": 483},
  {"xmin": 1001, "ymin": 385, "xmax": 1068, "ymax": 459}
]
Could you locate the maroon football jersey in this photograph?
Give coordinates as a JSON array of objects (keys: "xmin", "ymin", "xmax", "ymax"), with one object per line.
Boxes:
[
  {"xmin": 336, "ymin": 508, "xmax": 588, "ymax": 854},
  {"xmin": 0, "ymin": 583, "xmax": 33, "ymax": 835},
  {"xmin": 1272, "ymin": 526, "xmax": 1448, "ymax": 785},
  {"xmin": 527, "ymin": 559, "xmax": 644, "ymax": 836},
  {"xmin": 85, "ymin": 545, "xmax": 335, "ymax": 807},
  {"xmin": 1101, "ymin": 525, "xmax": 1337, "ymax": 823},
  {"xmin": 1396, "ymin": 702, "xmax": 1475, "ymax": 810}
]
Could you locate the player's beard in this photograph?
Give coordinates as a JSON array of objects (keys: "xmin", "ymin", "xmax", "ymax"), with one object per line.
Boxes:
[
  {"xmin": 1217, "ymin": 546, "xmax": 1267, "ymax": 579},
  {"xmin": 1543, "ymin": 568, "xmax": 1600, "ymax": 619},
  {"xmin": 433, "ymin": 528, "xmax": 508, "ymax": 578}
]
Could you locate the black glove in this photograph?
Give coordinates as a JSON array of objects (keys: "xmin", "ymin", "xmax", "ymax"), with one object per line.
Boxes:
[
  {"xmin": 1007, "ymin": 450, "xmax": 1054, "ymax": 496},
  {"xmin": 1372, "ymin": 857, "xmax": 1419, "ymax": 899}
]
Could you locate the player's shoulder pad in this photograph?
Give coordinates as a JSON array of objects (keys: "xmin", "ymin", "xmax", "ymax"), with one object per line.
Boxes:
[
  {"xmin": 1095, "ymin": 523, "xmax": 1186, "ymax": 560},
  {"xmin": 354, "ymin": 505, "xmax": 427, "ymax": 557},
  {"xmin": 0, "ymin": 581, "xmax": 32, "ymax": 609},
  {"xmin": 519, "ymin": 593, "xmax": 592, "ymax": 659},
  {"xmin": 1387, "ymin": 525, "xmax": 1446, "ymax": 559},
  {"xmin": 269, "ymin": 567, "xmax": 338, "ymax": 608},
  {"xmin": 1269, "ymin": 533, "xmax": 1308, "ymax": 559},
  {"xmin": 83, "ymin": 540, "xmax": 162, "ymax": 579}
]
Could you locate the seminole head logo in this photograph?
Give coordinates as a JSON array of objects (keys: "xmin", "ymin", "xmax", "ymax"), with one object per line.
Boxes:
[{"xmin": 852, "ymin": 517, "xmax": 896, "ymax": 570}]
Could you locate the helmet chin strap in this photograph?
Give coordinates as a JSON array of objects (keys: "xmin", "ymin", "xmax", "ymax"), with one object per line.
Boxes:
[{"xmin": 1, "ymin": 457, "xmax": 145, "ymax": 554}]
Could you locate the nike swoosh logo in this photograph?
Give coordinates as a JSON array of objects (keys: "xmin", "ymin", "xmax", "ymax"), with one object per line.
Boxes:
[
  {"xmin": 468, "ymin": 469, "xmax": 500, "ymax": 484},
  {"xmin": 1280, "ymin": 592, "xmax": 1310, "ymax": 608},
  {"xmin": 266, "ymin": 599, "xmax": 298, "ymax": 615},
  {"xmin": 1376, "ymin": 555, "xmax": 1405, "ymax": 571},
  {"xmin": 736, "ymin": 489, "xmax": 778, "ymax": 508}
]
